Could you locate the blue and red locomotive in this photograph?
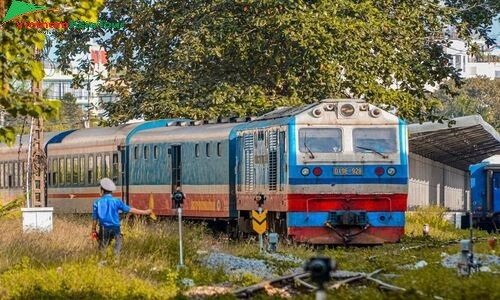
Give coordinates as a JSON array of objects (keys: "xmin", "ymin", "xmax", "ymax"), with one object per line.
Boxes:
[{"xmin": 1, "ymin": 99, "xmax": 409, "ymax": 245}]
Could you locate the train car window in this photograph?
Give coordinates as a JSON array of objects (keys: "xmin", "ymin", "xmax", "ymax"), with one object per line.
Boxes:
[
  {"xmin": 20, "ymin": 161, "xmax": 25, "ymax": 188},
  {"xmin": 143, "ymin": 146, "xmax": 149, "ymax": 160},
  {"xmin": 353, "ymin": 128, "xmax": 397, "ymax": 154},
  {"xmin": 79, "ymin": 157, "xmax": 85, "ymax": 184},
  {"xmin": 195, "ymin": 144, "xmax": 200, "ymax": 158},
  {"xmin": 153, "ymin": 146, "xmax": 158, "ymax": 160},
  {"xmin": 0, "ymin": 163, "xmax": 3, "ymax": 188},
  {"xmin": 217, "ymin": 142, "xmax": 222, "ymax": 157},
  {"xmin": 112, "ymin": 153, "xmax": 119, "ymax": 182},
  {"xmin": 59, "ymin": 158, "xmax": 65, "ymax": 186},
  {"xmin": 7, "ymin": 162, "xmax": 12, "ymax": 188},
  {"xmin": 134, "ymin": 146, "xmax": 139, "ymax": 160},
  {"xmin": 96, "ymin": 155, "xmax": 102, "ymax": 181},
  {"xmin": 14, "ymin": 162, "xmax": 18, "ymax": 187},
  {"xmin": 299, "ymin": 128, "xmax": 342, "ymax": 153},
  {"xmin": 104, "ymin": 154, "xmax": 110, "ymax": 178},
  {"xmin": 52, "ymin": 159, "xmax": 58, "ymax": 186},
  {"xmin": 206, "ymin": 143, "xmax": 211, "ymax": 157},
  {"xmin": 88, "ymin": 155, "xmax": 94, "ymax": 185},
  {"xmin": 73, "ymin": 157, "xmax": 78, "ymax": 185},
  {"xmin": 66, "ymin": 157, "xmax": 71, "ymax": 185}
]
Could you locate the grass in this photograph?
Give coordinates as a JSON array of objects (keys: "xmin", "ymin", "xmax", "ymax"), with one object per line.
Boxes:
[{"xmin": 0, "ymin": 202, "xmax": 499, "ymax": 299}]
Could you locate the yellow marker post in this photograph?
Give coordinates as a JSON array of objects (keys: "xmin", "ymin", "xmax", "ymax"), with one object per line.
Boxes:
[
  {"xmin": 252, "ymin": 208, "xmax": 267, "ymax": 252},
  {"xmin": 149, "ymin": 193, "xmax": 157, "ymax": 220}
]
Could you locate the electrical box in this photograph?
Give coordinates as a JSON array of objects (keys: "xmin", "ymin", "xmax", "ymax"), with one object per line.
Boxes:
[{"xmin": 21, "ymin": 207, "xmax": 54, "ymax": 232}]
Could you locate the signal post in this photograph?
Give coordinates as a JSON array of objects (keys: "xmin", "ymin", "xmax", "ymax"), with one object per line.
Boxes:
[{"xmin": 252, "ymin": 193, "xmax": 267, "ymax": 252}]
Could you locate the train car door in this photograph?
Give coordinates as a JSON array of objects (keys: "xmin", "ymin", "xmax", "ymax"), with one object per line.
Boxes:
[
  {"xmin": 171, "ymin": 145, "xmax": 182, "ymax": 192},
  {"xmin": 494, "ymin": 171, "xmax": 500, "ymax": 211}
]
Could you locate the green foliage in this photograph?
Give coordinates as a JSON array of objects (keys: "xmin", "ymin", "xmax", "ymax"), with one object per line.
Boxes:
[
  {"xmin": 0, "ymin": 195, "xmax": 24, "ymax": 218},
  {"xmin": 0, "ymin": 257, "xmax": 178, "ymax": 299},
  {"xmin": 436, "ymin": 77, "xmax": 500, "ymax": 131},
  {"xmin": 0, "ymin": 214, "xmax": 499, "ymax": 299},
  {"xmin": 0, "ymin": 0, "xmax": 104, "ymax": 145},
  {"xmin": 55, "ymin": 0, "xmax": 499, "ymax": 124}
]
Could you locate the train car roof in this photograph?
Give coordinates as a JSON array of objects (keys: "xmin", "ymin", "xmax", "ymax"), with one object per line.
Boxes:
[
  {"xmin": 130, "ymin": 122, "xmax": 240, "ymax": 143},
  {"xmin": 46, "ymin": 119, "xmax": 184, "ymax": 148},
  {"xmin": 0, "ymin": 132, "xmax": 60, "ymax": 154}
]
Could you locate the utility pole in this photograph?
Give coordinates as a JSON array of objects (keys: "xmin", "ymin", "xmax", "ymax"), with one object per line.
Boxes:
[{"xmin": 29, "ymin": 47, "xmax": 46, "ymax": 207}]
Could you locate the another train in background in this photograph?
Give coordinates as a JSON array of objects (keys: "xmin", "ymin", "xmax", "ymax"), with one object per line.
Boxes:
[
  {"xmin": 467, "ymin": 155, "xmax": 500, "ymax": 232},
  {"xmin": 0, "ymin": 99, "xmax": 409, "ymax": 245}
]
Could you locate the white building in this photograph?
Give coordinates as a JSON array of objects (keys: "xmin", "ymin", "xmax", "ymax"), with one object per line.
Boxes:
[
  {"xmin": 42, "ymin": 42, "xmax": 116, "ymax": 121},
  {"xmin": 447, "ymin": 39, "xmax": 500, "ymax": 79}
]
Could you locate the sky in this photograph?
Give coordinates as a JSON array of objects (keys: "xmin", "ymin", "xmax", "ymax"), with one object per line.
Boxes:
[{"xmin": 492, "ymin": 19, "xmax": 500, "ymax": 44}]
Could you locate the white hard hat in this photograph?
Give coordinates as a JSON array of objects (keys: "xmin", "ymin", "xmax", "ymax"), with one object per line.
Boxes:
[{"xmin": 100, "ymin": 178, "xmax": 116, "ymax": 192}]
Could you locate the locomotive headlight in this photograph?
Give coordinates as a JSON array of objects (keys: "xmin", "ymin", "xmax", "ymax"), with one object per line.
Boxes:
[
  {"xmin": 301, "ymin": 167, "xmax": 310, "ymax": 176},
  {"xmin": 340, "ymin": 104, "xmax": 355, "ymax": 117},
  {"xmin": 386, "ymin": 167, "xmax": 396, "ymax": 176}
]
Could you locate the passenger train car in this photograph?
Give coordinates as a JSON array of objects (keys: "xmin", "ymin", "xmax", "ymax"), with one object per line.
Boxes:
[
  {"xmin": 468, "ymin": 155, "xmax": 500, "ymax": 232},
  {"xmin": 0, "ymin": 99, "xmax": 409, "ymax": 245}
]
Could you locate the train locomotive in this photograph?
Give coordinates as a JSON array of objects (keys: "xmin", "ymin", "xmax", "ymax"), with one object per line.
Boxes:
[
  {"xmin": 1, "ymin": 99, "xmax": 409, "ymax": 245},
  {"xmin": 468, "ymin": 155, "xmax": 500, "ymax": 232}
]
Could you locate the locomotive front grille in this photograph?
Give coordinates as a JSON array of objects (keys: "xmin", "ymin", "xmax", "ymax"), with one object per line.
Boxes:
[{"xmin": 327, "ymin": 210, "xmax": 368, "ymax": 227}]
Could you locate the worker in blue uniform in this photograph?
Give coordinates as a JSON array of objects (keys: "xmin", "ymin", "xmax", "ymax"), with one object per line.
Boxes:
[{"xmin": 91, "ymin": 178, "xmax": 152, "ymax": 255}]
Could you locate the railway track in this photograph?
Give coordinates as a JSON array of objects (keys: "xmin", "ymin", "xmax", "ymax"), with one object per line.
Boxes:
[{"xmin": 233, "ymin": 269, "xmax": 410, "ymax": 299}]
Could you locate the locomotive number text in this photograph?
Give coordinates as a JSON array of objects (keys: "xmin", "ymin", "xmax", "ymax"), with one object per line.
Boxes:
[{"xmin": 333, "ymin": 167, "xmax": 363, "ymax": 176}]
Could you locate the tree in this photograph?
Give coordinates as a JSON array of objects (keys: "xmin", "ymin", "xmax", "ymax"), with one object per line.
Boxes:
[
  {"xmin": 436, "ymin": 77, "xmax": 500, "ymax": 130},
  {"xmin": 444, "ymin": 0, "xmax": 500, "ymax": 46},
  {"xmin": 0, "ymin": 0, "xmax": 104, "ymax": 145},
  {"xmin": 55, "ymin": 0, "xmax": 499, "ymax": 124},
  {"xmin": 44, "ymin": 92, "xmax": 83, "ymax": 131}
]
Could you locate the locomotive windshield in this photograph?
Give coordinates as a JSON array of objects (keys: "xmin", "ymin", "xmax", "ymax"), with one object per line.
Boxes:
[
  {"xmin": 353, "ymin": 128, "xmax": 397, "ymax": 154},
  {"xmin": 299, "ymin": 128, "xmax": 342, "ymax": 153}
]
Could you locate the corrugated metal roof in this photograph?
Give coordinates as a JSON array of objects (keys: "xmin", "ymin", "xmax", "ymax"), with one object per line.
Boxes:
[{"xmin": 409, "ymin": 115, "xmax": 500, "ymax": 171}]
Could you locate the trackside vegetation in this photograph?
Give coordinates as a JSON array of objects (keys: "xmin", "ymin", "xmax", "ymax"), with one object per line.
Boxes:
[{"xmin": 0, "ymin": 200, "xmax": 498, "ymax": 299}]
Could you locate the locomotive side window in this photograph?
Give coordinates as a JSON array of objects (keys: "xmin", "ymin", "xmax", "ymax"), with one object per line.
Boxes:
[
  {"xmin": 195, "ymin": 144, "xmax": 200, "ymax": 158},
  {"xmin": 134, "ymin": 146, "xmax": 139, "ymax": 160},
  {"xmin": 143, "ymin": 146, "xmax": 148, "ymax": 160},
  {"xmin": 353, "ymin": 128, "xmax": 397, "ymax": 154},
  {"xmin": 299, "ymin": 128, "xmax": 342, "ymax": 153},
  {"xmin": 206, "ymin": 143, "xmax": 211, "ymax": 157}
]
